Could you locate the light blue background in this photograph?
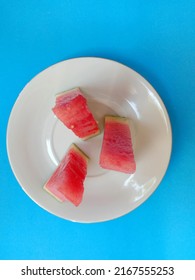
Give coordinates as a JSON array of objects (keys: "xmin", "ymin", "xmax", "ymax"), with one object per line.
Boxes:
[{"xmin": 0, "ymin": 0, "xmax": 195, "ymax": 260}]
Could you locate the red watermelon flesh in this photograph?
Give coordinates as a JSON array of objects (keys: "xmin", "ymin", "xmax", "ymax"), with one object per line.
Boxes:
[
  {"xmin": 44, "ymin": 144, "xmax": 89, "ymax": 206},
  {"xmin": 52, "ymin": 88, "xmax": 100, "ymax": 140},
  {"xmin": 99, "ymin": 116, "xmax": 136, "ymax": 174}
]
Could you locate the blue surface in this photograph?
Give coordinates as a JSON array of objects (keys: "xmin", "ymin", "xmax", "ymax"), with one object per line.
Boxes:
[{"xmin": 0, "ymin": 0, "xmax": 195, "ymax": 260}]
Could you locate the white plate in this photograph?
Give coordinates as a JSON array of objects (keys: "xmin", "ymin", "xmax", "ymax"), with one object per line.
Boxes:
[{"xmin": 7, "ymin": 57, "xmax": 172, "ymax": 223}]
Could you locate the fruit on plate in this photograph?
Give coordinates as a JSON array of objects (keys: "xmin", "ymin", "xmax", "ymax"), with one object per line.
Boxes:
[
  {"xmin": 44, "ymin": 144, "xmax": 89, "ymax": 206},
  {"xmin": 52, "ymin": 87, "xmax": 100, "ymax": 140},
  {"xmin": 99, "ymin": 115, "xmax": 136, "ymax": 174}
]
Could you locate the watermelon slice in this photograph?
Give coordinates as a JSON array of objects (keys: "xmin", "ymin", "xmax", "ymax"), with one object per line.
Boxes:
[
  {"xmin": 52, "ymin": 88, "xmax": 100, "ymax": 140},
  {"xmin": 99, "ymin": 116, "xmax": 136, "ymax": 174},
  {"xmin": 44, "ymin": 144, "xmax": 89, "ymax": 206}
]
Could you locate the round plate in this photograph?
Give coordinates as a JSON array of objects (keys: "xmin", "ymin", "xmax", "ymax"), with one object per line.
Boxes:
[{"xmin": 7, "ymin": 57, "xmax": 172, "ymax": 223}]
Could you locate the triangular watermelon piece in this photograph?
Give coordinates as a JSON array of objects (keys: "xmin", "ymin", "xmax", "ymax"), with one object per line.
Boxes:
[
  {"xmin": 52, "ymin": 88, "xmax": 100, "ymax": 140},
  {"xmin": 44, "ymin": 144, "xmax": 89, "ymax": 206},
  {"xmin": 99, "ymin": 116, "xmax": 136, "ymax": 174}
]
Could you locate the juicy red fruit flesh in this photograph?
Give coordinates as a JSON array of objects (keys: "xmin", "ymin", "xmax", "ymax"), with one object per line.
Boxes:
[
  {"xmin": 99, "ymin": 116, "xmax": 136, "ymax": 174},
  {"xmin": 52, "ymin": 88, "xmax": 100, "ymax": 140},
  {"xmin": 44, "ymin": 144, "xmax": 88, "ymax": 206}
]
